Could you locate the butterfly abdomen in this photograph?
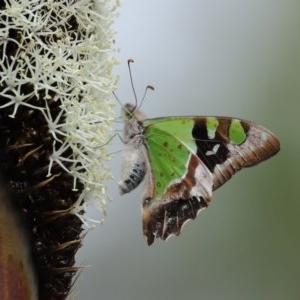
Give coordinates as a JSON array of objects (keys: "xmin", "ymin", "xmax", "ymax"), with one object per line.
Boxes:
[
  {"xmin": 119, "ymin": 160, "xmax": 146, "ymax": 194},
  {"xmin": 119, "ymin": 136, "xmax": 147, "ymax": 195}
]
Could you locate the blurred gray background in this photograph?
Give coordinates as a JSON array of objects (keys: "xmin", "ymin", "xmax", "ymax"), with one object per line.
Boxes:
[{"xmin": 75, "ymin": 1, "xmax": 300, "ymax": 299}]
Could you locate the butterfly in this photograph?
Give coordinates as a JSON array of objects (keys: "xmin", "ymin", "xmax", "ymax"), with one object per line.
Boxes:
[
  {"xmin": 117, "ymin": 58, "xmax": 281, "ymax": 246},
  {"xmin": 118, "ymin": 103, "xmax": 280, "ymax": 245}
]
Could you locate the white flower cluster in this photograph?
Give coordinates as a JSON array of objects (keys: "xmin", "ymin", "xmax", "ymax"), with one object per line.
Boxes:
[{"xmin": 0, "ymin": 0, "xmax": 119, "ymax": 222}]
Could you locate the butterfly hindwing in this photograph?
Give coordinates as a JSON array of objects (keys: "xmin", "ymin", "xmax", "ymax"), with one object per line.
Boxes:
[
  {"xmin": 141, "ymin": 116, "xmax": 279, "ymax": 244},
  {"xmin": 140, "ymin": 119, "xmax": 214, "ymax": 244}
]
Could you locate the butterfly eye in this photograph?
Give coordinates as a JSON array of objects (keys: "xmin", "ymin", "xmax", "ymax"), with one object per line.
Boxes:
[
  {"xmin": 125, "ymin": 110, "xmax": 132, "ymax": 118},
  {"xmin": 122, "ymin": 104, "xmax": 134, "ymax": 119}
]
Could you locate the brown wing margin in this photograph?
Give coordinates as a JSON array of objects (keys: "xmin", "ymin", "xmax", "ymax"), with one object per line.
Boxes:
[
  {"xmin": 142, "ymin": 196, "xmax": 208, "ymax": 245},
  {"xmin": 212, "ymin": 125, "xmax": 280, "ymax": 190}
]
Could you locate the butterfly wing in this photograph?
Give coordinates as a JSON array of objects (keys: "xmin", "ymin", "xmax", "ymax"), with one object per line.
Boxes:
[
  {"xmin": 142, "ymin": 117, "xmax": 280, "ymax": 245},
  {"xmin": 142, "ymin": 119, "xmax": 213, "ymax": 245},
  {"xmin": 191, "ymin": 117, "xmax": 280, "ymax": 189}
]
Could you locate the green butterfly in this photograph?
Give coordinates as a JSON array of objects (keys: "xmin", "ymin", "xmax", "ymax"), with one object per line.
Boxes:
[{"xmin": 119, "ymin": 103, "xmax": 280, "ymax": 245}]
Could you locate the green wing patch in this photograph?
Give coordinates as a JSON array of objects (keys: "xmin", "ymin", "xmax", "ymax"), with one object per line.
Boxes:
[
  {"xmin": 145, "ymin": 119, "xmax": 196, "ymax": 198},
  {"xmin": 229, "ymin": 119, "xmax": 247, "ymax": 144}
]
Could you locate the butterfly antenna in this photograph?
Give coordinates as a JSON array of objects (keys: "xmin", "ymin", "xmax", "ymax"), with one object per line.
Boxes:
[
  {"xmin": 128, "ymin": 58, "xmax": 138, "ymax": 111},
  {"xmin": 137, "ymin": 85, "xmax": 155, "ymax": 111}
]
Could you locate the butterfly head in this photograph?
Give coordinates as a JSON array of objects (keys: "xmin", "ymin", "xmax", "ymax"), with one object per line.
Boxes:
[{"xmin": 122, "ymin": 103, "xmax": 146, "ymax": 122}]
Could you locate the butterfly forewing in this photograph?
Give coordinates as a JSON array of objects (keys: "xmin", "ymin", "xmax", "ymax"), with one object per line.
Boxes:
[
  {"xmin": 191, "ymin": 117, "xmax": 280, "ymax": 189},
  {"xmin": 144, "ymin": 117, "xmax": 279, "ymax": 189}
]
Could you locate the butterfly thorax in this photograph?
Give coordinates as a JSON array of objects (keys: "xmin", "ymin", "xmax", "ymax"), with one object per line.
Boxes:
[{"xmin": 122, "ymin": 103, "xmax": 146, "ymax": 144}]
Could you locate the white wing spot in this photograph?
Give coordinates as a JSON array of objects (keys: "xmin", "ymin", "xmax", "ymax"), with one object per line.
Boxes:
[
  {"xmin": 162, "ymin": 210, "xmax": 168, "ymax": 237},
  {"xmin": 205, "ymin": 144, "xmax": 221, "ymax": 156},
  {"xmin": 261, "ymin": 132, "xmax": 268, "ymax": 141},
  {"xmin": 212, "ymin": 144, "xmax": 220, "ymax": 153},
  {"xmin": 205, "ymin": 150, "xmax": 214, "ymax": 156}
]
